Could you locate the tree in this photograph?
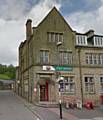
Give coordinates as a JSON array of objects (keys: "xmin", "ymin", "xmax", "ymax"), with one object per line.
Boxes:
[{"xmin": 0, "ymin": 64, "xmax": 16, "ymax": 79}]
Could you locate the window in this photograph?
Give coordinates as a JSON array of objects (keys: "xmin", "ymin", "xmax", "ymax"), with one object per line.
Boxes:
[
  {"xmin": 59, "ymin": 51, "xmax": 72, "ymax": 65},
  {"xmin": 84, "ymin": 77, "xmax": 95, "ymax": 93},
  {"xmin": 100, "ymin": 77, "xmax": 103, "ymax": 93},
  {"xmin": 94, "ymin": 36, "xmax": 103, "ymax": 46},
  {"xmin": 40, "ymin": 50, "xmax": 49, "ymax": 64},
  {"xmin": 76, "ymin": 35, "xmax": 87, "ymax": 46},
  {"xmin": 48, "ymin": 32, "xmax": 63, "ymax": 43},
  {"xmin": 85, "ymin": 53, "xmax": 103, "ymax": 65},
  {"xmin": 99, "ymin": 54, "xmax": 103, "ymax": 64},
  {"xmin": 86, "ymin": 53, "xmax": 92, "ymax": 64},
  {"xmin": 59, "ymin": 77, "xmax": 75, "ymax": 93}
]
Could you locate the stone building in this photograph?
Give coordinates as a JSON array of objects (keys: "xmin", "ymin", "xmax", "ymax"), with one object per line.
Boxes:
[{"xmin": 18, "ymin": 7, "xmax": 103, "ymax": 105}]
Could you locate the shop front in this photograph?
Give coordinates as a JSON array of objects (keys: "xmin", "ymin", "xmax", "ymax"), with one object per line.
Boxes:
[
  {"xmin": 36, "ymin": 65, "xmax": 74, "ymax": 104},
  {"xmin": 36, "ymin": 70, "xmax": 57, "ymax": 103}
]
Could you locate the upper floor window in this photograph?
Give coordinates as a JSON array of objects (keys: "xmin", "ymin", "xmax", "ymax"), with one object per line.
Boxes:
[
  {"xmin": 84, "ymin": 77, "xmax": 95, "ymax": 93},
  {"xmin": 76, "ymin": 35, "xmax": 87, "ymax": 46},
  {"xmin": 59, "ymin": 51, "xmax": 72, "ymax": 65},
  {"xmin": 85, "ymin": 53, "xmax": 103, "ymax": 65},
  {"xmin": 48, "ymin": 32, "xmax": 63, "ymax": 43},
  {"xmin": 94, "ymin": 36, "xmax": 103, "ymax": 46},
  {"xmin": 40, "ymin": 50, "xmax": 49, "ymax": 64}
]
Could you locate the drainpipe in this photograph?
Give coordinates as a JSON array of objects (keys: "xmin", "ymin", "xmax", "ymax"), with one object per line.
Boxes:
[{"xmin": 78, "ymin": 48, "xmax": 84, "ymax": 106}]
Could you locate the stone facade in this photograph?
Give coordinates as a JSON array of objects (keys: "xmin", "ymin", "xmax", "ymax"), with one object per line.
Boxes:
[{"xmin": 18, "ymin": 7, "xmax": 103, "ymax": 105}]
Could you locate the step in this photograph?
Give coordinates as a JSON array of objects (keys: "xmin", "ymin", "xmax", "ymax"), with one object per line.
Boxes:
[{"xmin": 35, "ymin": 102, "xmax": 59, "ymax": 108}]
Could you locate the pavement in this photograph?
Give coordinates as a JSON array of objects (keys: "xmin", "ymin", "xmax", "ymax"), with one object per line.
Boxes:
[
  {"xmin": 22, "ymin": 98, "xmax": 103, "ymax": 120},
  {"xmin": 17, "ymin": 93, "xmax": 79, "ymax": 120},
  {"xmin": 17, "ymin": 93, "xmax": 103, "ymax": 120}
]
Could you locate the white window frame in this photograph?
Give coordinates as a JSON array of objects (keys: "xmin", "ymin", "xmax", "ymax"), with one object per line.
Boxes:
[
  {"xmin": 84, "ymin": 77, "xmax": 95, "ymax": 93},
  {"xmin": 59, "ymin": 51, "xmax": 72, "ymax": 65},
  {"xmin": 94, "ymin": 36, "xmax": 103, "ymax": 46},
  {"xmin": 99, "ymin": 54, "xmax": 103, "ymax": 64},
  {"xmin": 100, "ymin": 77, "xmax": 103, "ymax": 93},
  {"xmin": 85, "ymin": 53, "xmax": 103, "ymax": 65},
  {"xmin": 40, "ymin": 50, "xmax": 49, "ymax": 64},
  {"xmin": 48, "ymin": 32, "xmax": 63, "ymax": 43},
  {"xmin": 76, "ymin": 35, "xmax": 87, "ymax": 46},
  {"xmin": 59, "ymin": 76, "xmax": 75, "ymax": 93}
]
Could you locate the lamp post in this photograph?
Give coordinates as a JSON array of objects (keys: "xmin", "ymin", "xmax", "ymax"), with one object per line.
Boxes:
[
  {"xmin": 56, "ymin": 41, "xmax": 63, "ymax": 119},
  {"xmin": 57, "ymin": 77, "xmax": 64, "ymax": 120},
  {"xmin": 17, "ymin": 80, "xmax": 20, "ymax": 95}
]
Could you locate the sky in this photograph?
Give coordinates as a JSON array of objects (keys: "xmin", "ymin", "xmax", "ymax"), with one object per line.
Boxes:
[{"xmin": 0, "ymin": 0, "xmax": 103, "ymax": 66}]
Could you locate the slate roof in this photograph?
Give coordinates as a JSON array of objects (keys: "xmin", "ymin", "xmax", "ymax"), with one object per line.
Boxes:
[{"xmin": 0, "ymin": 79, "xmax": 14, "ymax": 85}]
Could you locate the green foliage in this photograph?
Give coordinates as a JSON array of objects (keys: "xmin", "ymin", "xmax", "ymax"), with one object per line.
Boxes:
[
  {"xmin": 0, "ymin": 64, "xmax": 16, "ymax": 80},
  {"xmin": 0, "ymin": 74, "xmax": 11, "ymax": 80}
]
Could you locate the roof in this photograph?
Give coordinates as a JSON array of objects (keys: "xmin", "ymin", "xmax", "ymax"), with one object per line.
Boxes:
[
  {"xmin": 0, "ymin": 79, "xmax": 14, "ymax": 85},
  {"xmin": 37, "ymin": 7, "xmax": 73, "ymax": 32}
]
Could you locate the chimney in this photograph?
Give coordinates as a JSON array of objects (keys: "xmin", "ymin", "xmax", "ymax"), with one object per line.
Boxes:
[
  {"xmin": 26, "ymin": 19, "xmax": 32, "ymax": 40},
  {"xmin": 85, "ymin": 29, "xmax": 94, "ymax": 38}
]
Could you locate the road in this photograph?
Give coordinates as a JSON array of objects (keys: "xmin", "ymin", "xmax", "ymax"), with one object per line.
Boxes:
[
  {"xmin": 0, "ymin": 90, "xmax": 103, "ymax": 120},
  {"xmin": 0, "ymin": 90, "xmax": 38, "ymax": 120}
]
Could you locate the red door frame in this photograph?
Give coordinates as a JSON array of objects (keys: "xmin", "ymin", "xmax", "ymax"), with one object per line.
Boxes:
[
  {"xmin": 40, "ymin": 81, "xmax": 49, "ymax": 101},
  {"xmin": 45, "ymin": 81, "xmax": 49, "ymax": 101}
]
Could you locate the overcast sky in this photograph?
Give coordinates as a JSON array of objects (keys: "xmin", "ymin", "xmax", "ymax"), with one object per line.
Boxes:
[{"xmin": 0, "ymin": 0, "xmax": 103, "ymax": 66}]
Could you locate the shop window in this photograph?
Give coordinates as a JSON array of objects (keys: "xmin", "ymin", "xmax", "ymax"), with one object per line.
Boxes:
[
  {"xmin": 59, "ymin": 77, "xmax": 75, "ymax": 93},
  {"xmin": 100, "ymin": 77, "xmax": 103, "ymax": 93},
  {"xmin": 84, "ymin": 77, "xmax": 95, "ymax": 93}
]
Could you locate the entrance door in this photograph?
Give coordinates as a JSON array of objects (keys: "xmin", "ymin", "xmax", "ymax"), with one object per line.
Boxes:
[
  {"xmin": 40, "ymin": 81, "xmax": 49, "ymax": 101},
  {"xmin": 40, "ymin": 85, "xmax": 46, "ymax": 101}
]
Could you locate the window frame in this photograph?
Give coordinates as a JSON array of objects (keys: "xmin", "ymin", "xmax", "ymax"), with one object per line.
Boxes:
[
  {"xmin": 48, "ymin": 32, "xmax": 63, "ymax": 43},
  {"xmin": 59, "ymin": 76, "xmax": 75, "ymax": 93},
  {"xmin": 94, "ymin": 36, "xmax": 103, "ymax": 46},
  {"xmin": 100, "ymin": 77, "xmax": 103, "ymax": 93},
  {"xmin": 59, "ymin": 51, "xmax": 72, "ymax": 65},
  {"xmin": 40, "ymin": 50, "xmax": 49, "ymax": 64},
  {"xmin": 76, "ymin": 35, "xmax": 87, "ymax": 46},
  {"xmin": 85, "ymin": 53, "xmax": 103, "ymax": 65},
  {"xmin": 84, "ymin": 77, "xmax": 95, "ymax": 94}
]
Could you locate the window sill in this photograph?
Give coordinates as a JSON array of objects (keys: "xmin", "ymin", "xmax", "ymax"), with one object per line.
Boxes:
[
  {"xmin": 61, "ymin": 92, "xmax": 76, "ymax": 95},
  {"xmin": 85, "ymin": 92, "xmax": 95, "ymax": 95}
]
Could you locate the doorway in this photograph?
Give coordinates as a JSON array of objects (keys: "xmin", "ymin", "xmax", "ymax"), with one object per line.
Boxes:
[{"xmin": 40, "ymin": 81, "xmax": 48, "ymax": 101}]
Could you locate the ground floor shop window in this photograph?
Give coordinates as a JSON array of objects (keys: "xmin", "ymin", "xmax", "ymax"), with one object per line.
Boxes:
[
  {"xmin": 59, "ymin": 76, "xmax": 75, "ymax": 93},
  {"xmin": 84, "ymin": 77, "xmax": 95, "ymax": 93},
  {"xmin": 100, "ymin": 77, "xmax": 103, "ymax": 93}
]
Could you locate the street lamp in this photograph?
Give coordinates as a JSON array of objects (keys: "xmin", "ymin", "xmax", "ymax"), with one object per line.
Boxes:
[
  {"xmin": 17, "ymin": 80, "xmax": 20, "ymax": 95},
  {"xmin": 57, "ymin": 76, "xmax": 64, "ymax": 120},
  {"xmin": 57, "ymin": 41, "xmax": 62, "ymax": 46}
]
